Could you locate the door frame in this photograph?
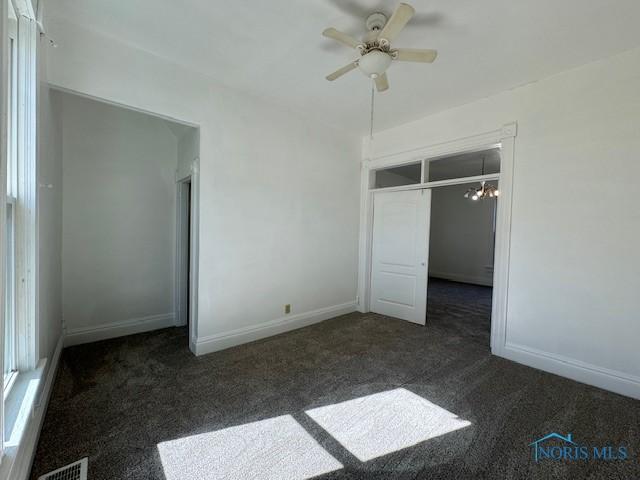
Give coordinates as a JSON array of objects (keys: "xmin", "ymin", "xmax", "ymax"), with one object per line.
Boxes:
[
  {"xmin": 175, "ymin": 157, "xmax": 200, "ymax": 354},
  {"xmin": 358, "ymin": 123, "xmax": 517, "ymax": 355}
]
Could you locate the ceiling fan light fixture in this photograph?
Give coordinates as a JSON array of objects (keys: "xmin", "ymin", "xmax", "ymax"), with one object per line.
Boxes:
[
  {"xmin": 322, "ymin": 3, "xmax": 438, "ymax": 92},
  {"xmin": 358, "ymin": 50, "xmax": 392, "ymax": 78}
]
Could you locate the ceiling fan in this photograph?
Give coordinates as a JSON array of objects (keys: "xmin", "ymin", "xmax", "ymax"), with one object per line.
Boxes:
[{"xmin": 323, "ymin": 2, "xmax": 437, "ymax": 92}]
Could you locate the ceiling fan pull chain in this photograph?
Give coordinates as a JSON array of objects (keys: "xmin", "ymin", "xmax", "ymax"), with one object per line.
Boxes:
[{"xmin": 370, "ymin": 79, "xmax": 375, "ymax": 139}]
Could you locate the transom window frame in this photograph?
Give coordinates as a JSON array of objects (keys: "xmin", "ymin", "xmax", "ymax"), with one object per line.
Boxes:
[{"xmin": 368, "ymin": 147, "xmax": 501, "ymax": 193}]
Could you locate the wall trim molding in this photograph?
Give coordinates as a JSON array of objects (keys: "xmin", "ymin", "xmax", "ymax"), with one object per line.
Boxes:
[
  {"xmin": 195, "ymin": 302, "xmax": 358, "ymax": 356},
  {"xmin": 0, "ymin": 334, "xmax": 63, "ymax": 480},
  {"xmin": 64, "ymin": 313, "xmax": 175, "ymax": 347},
  {"xmin": 363, "ymin": 122, "xmax": 516, "ymax": 167},
  {"xmin": 48, "ymin": 84, "xmax": 199, "ymax": 129},
  {"xmin": 503, "ymin": 342, "xmax": 640, "ymax": 400}
]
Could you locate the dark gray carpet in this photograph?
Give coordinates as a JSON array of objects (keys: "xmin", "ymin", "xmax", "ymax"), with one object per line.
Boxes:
[{"xmin": 31, "ymin": 279, "xmax": 639, "ymax": 479}]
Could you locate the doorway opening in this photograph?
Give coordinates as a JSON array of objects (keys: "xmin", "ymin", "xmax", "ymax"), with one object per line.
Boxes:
[
  {"xmin": 172, "ymin": 124, "xmax": 200, "ymax": 354},
  {"xmin": 367, "ymin": 146, "xmax": 502, "ymax": 348},
  {"xmin": 425, "ymin": 149, "xmax": 499, "ymax": 347},
  {"xmin": 176, "ymin": 173, "xmax": 197, "ymax": 352},
  {"xmin": 175, "ymin": 156, "xmax": 199, "ymax": 353},
  {"xmin": 427, "ymin": 190, "xmax": 497, "ymax": 347},
  {"xmin": 50, "ymin": 88, "xmax": 201, "ymax": 350},
  {"xmin": 176, "ymin": 179, "xmax": 191, "ymax": 330}
]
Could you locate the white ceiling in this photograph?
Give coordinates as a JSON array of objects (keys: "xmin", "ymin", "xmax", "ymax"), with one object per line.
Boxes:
[{"xmin": 47, "ymin": 0, "xmax": 640, "ymax": 135}]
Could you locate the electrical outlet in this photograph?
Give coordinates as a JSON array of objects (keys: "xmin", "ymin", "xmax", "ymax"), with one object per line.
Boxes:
[{"xmin": 284, "ymin": 304, "xmax": 291, "ymax": 314}]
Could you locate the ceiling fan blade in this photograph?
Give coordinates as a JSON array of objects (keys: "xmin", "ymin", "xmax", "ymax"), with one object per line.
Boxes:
[
  {"xmin": 378, "ymin": 3, "xmax": 415, "ymax": 42},
  {"xmin": 326, "ymin": 61, "xmax": 358, "ymax": 81},
  {"xmin": 374, "ymin": 73, "xmax": 389, "ymax": 92},
  {"xmin": 322, "ymin": 28, "xmax": 362, "ymax": 49},
  {"xmin": 394, "ymin": 48, "xmax": 438, "ymax": 63}
]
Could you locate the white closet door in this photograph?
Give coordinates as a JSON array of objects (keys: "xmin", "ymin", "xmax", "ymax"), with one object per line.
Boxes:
[{"xmin": 370, "ymin": 189, "xmax": 430, "ymax": 325}]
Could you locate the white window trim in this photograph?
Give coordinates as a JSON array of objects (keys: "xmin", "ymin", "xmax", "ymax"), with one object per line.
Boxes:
[
  {"xmin": 13, "ymin": 7, "xmax": 38, "ymax": 373},
  {"xmin": 1, "ymin": 0, "xmax": 40, "ymax": 463},
  {"xmin": 3, "ymin": 8, "xmax": 17, "ymax": 400},
  {"xmin": 0, "ymin": 0, "xmax": 11, "ymax": 462},
  {"xmin": 3, "ymin": 196, "xmax": 16, "ymax": 393}
]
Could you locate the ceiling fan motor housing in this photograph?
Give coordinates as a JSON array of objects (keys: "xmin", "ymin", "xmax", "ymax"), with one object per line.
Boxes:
[{"xmin": 366, "ymin": 12, "xmax": 388, "ymax": 32}]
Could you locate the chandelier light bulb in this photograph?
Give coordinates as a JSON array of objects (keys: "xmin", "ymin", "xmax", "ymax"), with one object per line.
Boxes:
[
  {"xmin": 463, "ymin": 156, "xmax": 499, "ymax": 201},
  {"xmin": 464, "ymin": 181, "xmax": 498, "ymax": 202}
]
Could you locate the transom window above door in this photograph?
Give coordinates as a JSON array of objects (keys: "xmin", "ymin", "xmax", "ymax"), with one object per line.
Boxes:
[{"xmin": 370, "ymin": 147, "xmax": 501, "ymax": 191}]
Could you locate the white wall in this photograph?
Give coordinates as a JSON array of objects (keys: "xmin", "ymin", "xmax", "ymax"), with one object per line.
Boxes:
[
  {"xmin": 365, "ymin": 47, "xmax": 640, "ymax": 398},
  {"xmin": 46, "ymin": 19, "xmax": 361, "ymax": 352},
  {"xmin": 35, "ymin": 17, "xmax": 64, "ymax": 366},
  {"xmin": 58, "ymin": 93, "xmax": 179, "ymax": 337},
  {"xmin": 37, "ymin": 66, "xmax": 63, "ymax": 360},
  {"xmin": 429, "ymin": 184, "xmax": 496, "ymax": 286}
]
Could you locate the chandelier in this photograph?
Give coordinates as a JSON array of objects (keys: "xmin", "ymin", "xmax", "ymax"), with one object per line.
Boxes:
[{"xmin": 463, "ymin": 157, "xmax": 499, "ymax": 201}]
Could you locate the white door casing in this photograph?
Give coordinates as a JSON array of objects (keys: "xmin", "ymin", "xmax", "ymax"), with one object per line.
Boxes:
[{"xmin": 370, "ymin": 189, "xmax": 430, "ymax": 324}]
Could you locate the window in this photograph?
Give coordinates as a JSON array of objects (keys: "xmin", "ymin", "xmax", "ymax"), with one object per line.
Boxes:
[
  {"xmin": 1, "ymin": 0, "xmax": 40, "ymax": 459},
  {"xmin": 373, "ymin": 162, "xmax": 422, "ymax": 189},
  {"xmin": 4, "ymin": 0, "xmax": 19, "ymax": 397},
  {"xmin": 3, "ymin": 202, "xmax": 16, "ymax": 396},
  {"xmin": 426, "ymin": 148, "xmax": 501, "ymax": 182}
]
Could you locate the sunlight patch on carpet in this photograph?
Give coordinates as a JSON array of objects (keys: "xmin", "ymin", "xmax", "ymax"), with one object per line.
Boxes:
[
  {"xmin": 157, "ymin": 414, "xmax": 342, "ymax": 480},
  {"xmin": 305, "ymin": 387, "xmax": 471, "ymax": 461}
]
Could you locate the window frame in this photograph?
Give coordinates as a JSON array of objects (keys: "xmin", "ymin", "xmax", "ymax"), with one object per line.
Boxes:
[
  {"xmin": 1, "ymin": 0, "xmax": 40, "ymax": 458},
  {"xmin": 3, "ymin": 198, "xmax": 16, "ymax": 398},
  {"xmin": 3, "ymin": 6, "xmax": 18, "ymax": 397},
  {"xmin": 11, "ymin": 0, "xmax": 38, "ymax": 375}
]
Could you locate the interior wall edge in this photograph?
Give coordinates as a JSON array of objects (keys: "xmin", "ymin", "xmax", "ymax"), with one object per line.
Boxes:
[
  {"xmin": 64, "ymin": 313, "xmax": 175, "ymax": 347},
  {"xmin": 502, "ymin": 342, "xmax": 640, "ymax": 400},
  {"xmin": 48, "ymin": 82, "xmax": 200, "ymax": 129},
  {"xmin": 194, "ymin": 301, "xmax": 357, "ymax": 356}
]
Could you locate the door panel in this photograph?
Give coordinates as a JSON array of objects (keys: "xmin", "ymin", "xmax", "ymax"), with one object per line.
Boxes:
[{"xmin": 370, "ymin": 189, "xmax": 430, "ymax": 324}]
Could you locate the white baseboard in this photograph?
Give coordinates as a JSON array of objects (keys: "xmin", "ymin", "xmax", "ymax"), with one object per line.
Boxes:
[
  {"xmin": 64, "ymin": 313, "xmax": 175, "ymax": 347},
  {"xmin": 0, "ymin": 334, "xmax": 64, "ymax": 480},
  {"xmin": 501, "ymin": 342, "xmax": 640, "ymax": 400},
  {"xmin": 429, "ymin": 271, "xmax": 493, "ymax": 287},
  {"xmin": 195, "ymin": 301, "xmax": 357, "ymax": 356}
]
